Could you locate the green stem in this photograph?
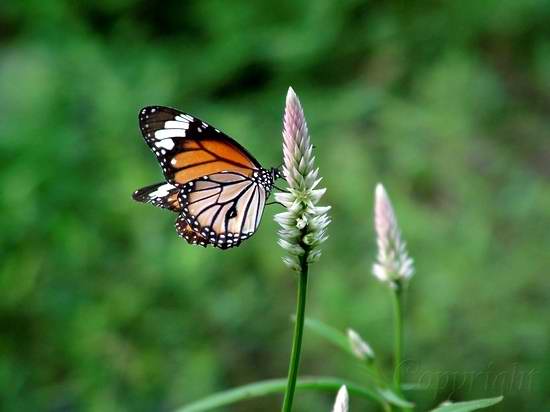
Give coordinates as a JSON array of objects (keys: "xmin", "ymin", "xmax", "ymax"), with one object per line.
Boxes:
[
  {"xmin": 392, "ymin": 286, "xmax": 404, "ymax": 392},
  {"xmin": 281, "ymin": 256, "xmax": 309, "ymax": 412},
  {"xmin": 392, "ymin": 284, "xmax": 410, "ymax": 411}
]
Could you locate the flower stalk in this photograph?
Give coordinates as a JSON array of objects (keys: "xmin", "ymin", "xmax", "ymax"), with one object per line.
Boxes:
[
  {"xmin": 281, "ymin": 258, "xmax": 308, "ymax": 412},
  {"xmin": 276, "ymin": 87, "xmax": 330, "ymax": 412},
  {"xmin": 392, "ymin": 284, "xmax": 405, "ymax": 395}
]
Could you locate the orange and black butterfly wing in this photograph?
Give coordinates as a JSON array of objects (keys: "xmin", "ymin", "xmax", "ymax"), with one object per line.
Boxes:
[
  {"xmin": 139, "ymin": 106, "xmax": 262, "ymax": 186},
  {"xmin": 132, "ymin": 182, "xmax": 181, "ymax": 212}
]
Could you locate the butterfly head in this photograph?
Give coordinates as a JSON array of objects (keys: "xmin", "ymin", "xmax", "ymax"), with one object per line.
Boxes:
[{"xmin": 271, "ymin": 167, "xmax": 284, "ymax": 181}]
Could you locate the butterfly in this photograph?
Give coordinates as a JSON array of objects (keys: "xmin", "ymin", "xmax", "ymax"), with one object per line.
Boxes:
[{"xmin": 132, "ymin": 106, "xmax": 281, "ymax": 249}]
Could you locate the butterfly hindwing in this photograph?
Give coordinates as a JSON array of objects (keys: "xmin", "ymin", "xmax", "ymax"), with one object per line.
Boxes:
[
  {"xmin": 175, "ymin": 215, "xmax": 209, "ymax": 247},
  {"xmin": 139, "ymin": 106, "xmax": 261, "ymax": 186},
  {"xmin": 176, "ymin": 171, "xmax": 269, "ymax": 249}
]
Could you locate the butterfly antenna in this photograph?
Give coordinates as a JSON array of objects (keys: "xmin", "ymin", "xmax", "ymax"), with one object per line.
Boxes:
[{"xmin": 266, "ymin": 201, "xmax": 285, "ymax": 207}]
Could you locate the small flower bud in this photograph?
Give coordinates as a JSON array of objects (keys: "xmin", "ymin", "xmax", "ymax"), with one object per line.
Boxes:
[
  {"xmin": 331, "ymin": 385, "xmax": 349, "ymax": 412},
  {"xmin": 347, "ymin": 328, "xmax": 375, "ymax": 362}
]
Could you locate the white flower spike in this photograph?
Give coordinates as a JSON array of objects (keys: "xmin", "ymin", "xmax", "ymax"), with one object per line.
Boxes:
[
  {"xmin": 372, "ymin": 184, "xmax": 414, "ymax": 287},
  {"xmin": 275, "ymin": 87, "xmax": 330, "ymax": 270},
  {"xmin": 332, "ymin": 385, "xmax": 349, "ymax": 412}
]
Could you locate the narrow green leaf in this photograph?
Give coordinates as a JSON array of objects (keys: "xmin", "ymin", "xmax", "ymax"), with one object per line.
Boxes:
[
  {"xmin": 302, "ymin": 317, "xmax": 354, "ymax": 356},
  {"xmin": 430, "ymin": 396, "xmax": 503, "ymax": 412},
  {"xmin": 175, "ymin": 377, "xmax": 384, "ymax": 412},
  {"xmin": 402, "ymin": 382, "xmax": 430, "ymax": 391},
  {"xmin": 377, "ymin": 388, "xmax": 415, "ymax": 408}
]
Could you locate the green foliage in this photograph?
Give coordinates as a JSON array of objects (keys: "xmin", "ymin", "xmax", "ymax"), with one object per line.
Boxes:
[
  {"xmin": 430, "ymin": 397, "xmax": 503, "ymax": 412},
  {"xmin": 0, "ymin": 0, "xmax": 549, "ymax": 411}
]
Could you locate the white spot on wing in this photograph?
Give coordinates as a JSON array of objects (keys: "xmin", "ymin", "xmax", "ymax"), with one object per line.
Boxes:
[
  {"xmin": 149, "ymin": 183, "xmax": 176, "ymax": 198},
  {"xmin": 155, "ymin": 129, "xmax": 185, "ymax": 140},
  {"xmin": 155, "ymin": 139, "xmax": 175, "ymax": 150},
  {"xmin": 164, "ymin": 120, "xmax": 190, "ymax": 129},
  {"xmin": 175, "ymin": 114, "xmax": 194, "ymax": 122}
]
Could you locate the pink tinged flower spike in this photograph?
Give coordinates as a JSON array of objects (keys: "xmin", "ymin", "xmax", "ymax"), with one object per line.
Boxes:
[
  {"xmin": 275, "ymin": 87, "xmax": 330, "ymax": 270},
  {"xmin": 372, "ymin": 184, "xmax": 414, "ymax": 287},
  {"xmin": 332, "ymin": 385, "xmax": 349, "ymax": 412}
]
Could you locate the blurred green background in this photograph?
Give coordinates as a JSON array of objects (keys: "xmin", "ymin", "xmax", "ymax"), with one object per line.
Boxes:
[{"xmin": 1, "ymin": 1, "xmax": 549, "ymax": 411}]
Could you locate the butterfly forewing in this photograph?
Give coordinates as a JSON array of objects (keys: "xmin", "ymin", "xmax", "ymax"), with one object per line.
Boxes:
[
  {"xmin": 132, "ymin": 182, "xmax": 181, "ymax": 212},
  {"xmin": 139, "ymin": 106, "xmax": 261, "ymax": 186}
]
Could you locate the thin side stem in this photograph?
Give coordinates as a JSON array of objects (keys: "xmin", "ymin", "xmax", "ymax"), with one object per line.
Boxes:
[{"xmin": 281, "ymin": 255, "xmax": 309, "ymax": 412}]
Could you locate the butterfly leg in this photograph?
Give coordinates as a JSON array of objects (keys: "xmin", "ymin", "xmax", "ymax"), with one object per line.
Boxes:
[{"xmin": 266, "ymin": 201, "xmax": 285, "ymax": 207}]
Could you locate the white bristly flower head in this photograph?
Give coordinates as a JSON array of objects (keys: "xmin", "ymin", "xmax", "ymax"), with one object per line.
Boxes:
[
  {"xmin": 347, "ymin": 328, "xmax": 375, "ymax": 362},
  {"xmin": 274, "ymin": 87, "xmax": 330, "ymax": 271},
  {"xmin": 372, "ymin": 184, "xmax": 414, "ymax": 287},
  {"xmin": 331, "ymin": 385, "xmax": 349, "ymax": 412}
]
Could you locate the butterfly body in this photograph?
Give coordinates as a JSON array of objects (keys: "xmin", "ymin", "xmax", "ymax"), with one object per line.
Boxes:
[{"xmin": 133, "ymin": 106, "xmax": 280, "ymax": 249}]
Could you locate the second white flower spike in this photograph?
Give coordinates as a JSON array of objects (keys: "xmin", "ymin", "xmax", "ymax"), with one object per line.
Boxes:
[{"xmin": 372, "ymin": 183, "xmax": 414, "ymax": 287}]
